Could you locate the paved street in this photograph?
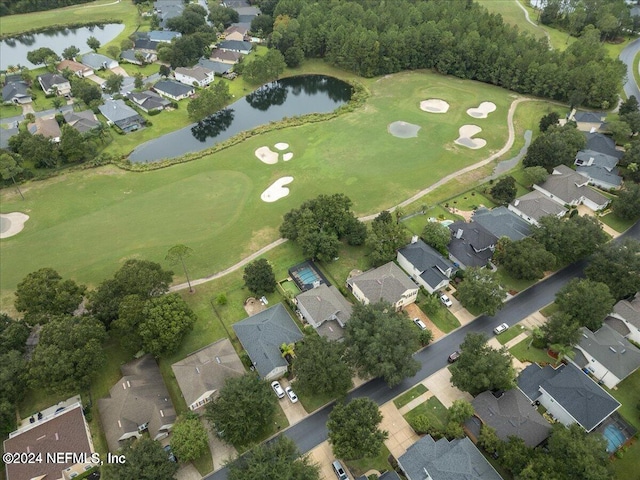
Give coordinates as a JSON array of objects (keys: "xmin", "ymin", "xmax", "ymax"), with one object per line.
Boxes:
[{"xmin": 619, "ymin": 37, "xmax": 640, "ymax": 100}]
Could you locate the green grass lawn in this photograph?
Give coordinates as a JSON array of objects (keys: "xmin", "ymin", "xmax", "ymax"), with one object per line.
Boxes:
[
  {"xmin": 509, "ymin": 337, "xmax": 554, "ymax": 364},
  {"xmin": 494, "ymin": 267, "xmax": 536, "ymax": 294},
  {"xmin": 295, "ymin": 387, "xmax": 337, "ymax": 414},
  {"xmin": 403, "ymin": 396, "xmax": 448, "ymax": 430},
  {"xmin": 119, "ymin": 62, "xmax": 160, "ymax": 78},
  {"xmin": 599, "ymin": 211, "xmax": 636, "ymax": 234},
  {"xmin": 475, "ymin": 0, "xmax": 547, "ymax": 41},
  {"xmin": 1, "ymin": 69, "xmax": 534, "ymax": 310},
  {"xmin": 445, "ymin": 189, "xmax": 497, "ymax": 212},
  {"xmin": 345, "ymin": 444, "xmax": 393, "ymax": 478},
  {"xmin": 496, "ymin": 324, "xmax": 526, "ymax": 345},
  {"xmin": 425, "ymin": 304, "xmax": 460, "ymax": 334},
  {"xmin": 393, "ymin": 384, "xmax": 428, "ymax": 409},
  {"xmin": 0, "ymin": 103, "xmax": 22, "ymax": 119},
  {"xmin": 606, "ymin": 369, "xmax": 640, "ymax": 478}
]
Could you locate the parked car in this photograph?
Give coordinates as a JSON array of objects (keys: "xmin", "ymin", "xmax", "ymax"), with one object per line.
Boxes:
[
  {"xmin": 448, "ymin": 351, "xmax": 460, "ymax": 363},
  {"xmin": 164, "ymin": 444, "xmax": 177, "ymax": 463},
  {"xmin": 332, "ymin": 460, "xmax": 349, "ymax": 480},
  {"xmin": 285, "ymin": 386, "xmax": 298, "ymax": 403},
  {"xmin": 493, "ymin": 323, "xmax": 509, "ymax": 335},
  {"xmin": 271, "ymin": 380, "xmax": 285, "ymax": 399},
  {"xmin": 413, "ymin": 317, "xmax": 427, "ymax": 330},
  {"xmin": 439, "ymin": 293, "xmax": 453, "ymax": 307}
]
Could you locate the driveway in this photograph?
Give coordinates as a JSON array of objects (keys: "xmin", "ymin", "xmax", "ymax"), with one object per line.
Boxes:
[
  {"xmin": 308, "ymin": 441, "xmax": 354, "ymax": 480},
  {"xmin": 446, "ymin": 286, "xmax": 475, "ymax": 326},
  {"xmin": 278, "ymin": 378, "xmax": 308, "ymax": 425},
  {"xmin": 576, "ymin": 204, "xmax": 619, "ymax": 238},
  {"xmin": 422, "ymin": 367, "xmax": 472, "ymax": 408},
  {"xmin": 404, "ymin": 304, "xmax": 444, "ymax": 340},
  {"xmin": 202, "ymin": 416, "xmax": 237, "ymax": 472},
  {"xmin": 110, "ymin": 66, "xmax": 130, "ymax": 77},
  {"xmin": 378, "ymin": 402, "xmax": 420, "ymax": 458}
]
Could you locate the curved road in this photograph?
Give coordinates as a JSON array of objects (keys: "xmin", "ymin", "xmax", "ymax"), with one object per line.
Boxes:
[{"xmin": 620, "ymin": 37, "xmax": 640, "ymax": 101}]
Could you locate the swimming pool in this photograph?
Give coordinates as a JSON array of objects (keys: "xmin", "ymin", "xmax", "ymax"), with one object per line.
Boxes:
[
  {"xmin": 603, "ymin": 424, "xmax": 625, "ymax": 453},
  {"xmin": 288, "ymin": 260, "xmax": 330, "ymax": 292}
]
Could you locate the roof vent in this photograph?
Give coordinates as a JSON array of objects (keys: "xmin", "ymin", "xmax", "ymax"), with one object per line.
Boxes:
[
  {"xmin": 456, "ymin": 229, "xmax": 463, "ymax": 239},
  {"xmin": 621, "ymin": 349, "xmax": 626, "ymax": 354},
  {"xmin": 609, "ymin": 346, "xmax": 617, "ymax": 353},
  {"xmin": 411, "ymin": 235, "xmax": 419, "ymax": 244}
]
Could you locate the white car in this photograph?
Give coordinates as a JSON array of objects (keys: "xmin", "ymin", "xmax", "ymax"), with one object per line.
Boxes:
[
  {"xmin": 439, "ymin": 293, "xmax": 453, "ymax": 307},
  {"xmin": 493, "ymin": 323, "xmax": 509, "ymax": 335},
  {"xmin": 271, "ymin": 381, "xmax": 285, "ymax": 399},
  {"xmin": 285, "ymin": 386, "xmax": 298, "ymax": 403},
  {"xmin": 413, "ymin": 317, "xmax": 427, "ymax": 330}
]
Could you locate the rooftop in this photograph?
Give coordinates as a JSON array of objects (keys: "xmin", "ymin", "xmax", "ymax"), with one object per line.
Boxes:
[
  {"xmin": 154, "ymin": 79, "xmax": 194, "ymax": 97},
  {"xmin": 296, "ymin": 283, "xmax": 353, "ymax": 328},
  {"xmin": 347, "ymin": 262, "xmax": 417, "ymax": 305},
  {"xmin": 398, "ymin": 239, "xmax": 453, "ymax": 290},
  {"xmin": 536, "ymin": 164, "xmax": 609, "ymax": 206},
  {"xmin": 574, "ymin": 324, "xmax": 640, "ymax": 381},
  {"xmin": 510, "ymin": 190, "xmax": 567, "ymax": 223},
  {"xmin": 472, "ymin": 206, "xmax": 531, "ymax": 241},
  {"xmin": 448, "ymin": 221, "xmax": 496, "ymax": 268},
  {"xmin": 613, "ymin": 293, "xmax": 640, "ymax": 329}
]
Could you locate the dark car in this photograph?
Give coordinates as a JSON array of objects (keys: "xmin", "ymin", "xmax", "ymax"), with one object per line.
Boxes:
[
  {"xmin": 164, "ymin": 444, "xmax": 177, "ymax": 463},
  {"xmin": 448, "ymin": 351, "xmax": 460, "ymax": 363}
]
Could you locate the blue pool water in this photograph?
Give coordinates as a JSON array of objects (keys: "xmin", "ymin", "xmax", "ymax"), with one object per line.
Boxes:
[{"xmin": 603, "ymin": 424, "xmax": 625, "ymax": 453}]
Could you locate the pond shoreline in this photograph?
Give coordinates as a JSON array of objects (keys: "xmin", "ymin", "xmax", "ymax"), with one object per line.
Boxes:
[{"xmin": 0, "ymin": 20, "xmax": 121, "ymax": 41}]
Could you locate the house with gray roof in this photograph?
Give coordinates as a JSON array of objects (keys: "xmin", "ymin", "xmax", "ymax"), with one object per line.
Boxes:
[
  {"xmin": 0, "ymin": 127, "xmax": 18, "ymax": 150},
  {"xmin": 295, "ymin": 284, "xmax": 352, "ymax": 339},
  {"xmin": 233, "ymin": 303, "xmax": 303, "ymax": 380},
  {"xmin": 128, "ymin": 90, "xmax": 171, "ymax": 113},
  {"xmin": 569, "ymin": 109, "xmax": 607, "ymax": 132},
  {"xmin": 153, "ymin": 79, "xmax": 194, "ymax": 101},
  {"xmin": 346, "ymin": 261, "xmax": 418, "ymax": 311},
  {"xmin": 37, "ymin": 73, "xmax": 70, "ymax": 96},
  {"xmin": 154, "ymin": 0, "xmax": 184, "ymax": 29},
  {"xmin": 134, "ymin": 37, "xmax": 160, "ymax": 52},
  {"xmin": 198, "ymin": 57, "xmax": 231, "ymax": 75},
  {"xmin": 397, "ymin": 238, "xmax": 455, "ymax": 294},
  {"xmin": 575, "ymin": 149, "xmax": 622, "ymax": 190},
  {"xmin": 172, "ymin": 338, "xmax": 245, "ymax": 413},
  {"xmin": 2, "ymin": 80, "xmax": 31, "ymax": 104},
  {"xmin": 607, "ymin": 293, "xmax": 640, "ymax": 344},
  {"xmin": 175, "ymin": 65, "xmax": 214, "ymax": 87},
  {"xmin": 570, "ymin": 324, "xmax": 640, "ymax": 389},
  {"xmin": 120, "ymin": 49, "xmax": 157, "ymax": 65},
  {"xmin": 210, "ymin": 49, "xmax": 243, "ymax": 64},
  {"xmin": 533, "ymin": 164, "xmax": 609, "ymax": 211},
  {"xmin": 99, "ymin": 99, "xmax": 144, "ymax": 133},
  {"xmin": 472, "ymin": 206, "xmax": 531, "ymax": 241},
  {"xmin": 217, "ymin": 39, "xmax": 253, "ymax": 54},
  {"xmin": 148, "ymin": 29, "xmax": 181, "ymax": 43},
  {"xmin": 584, "ymin": 132, "xmax": 623, "ymax": 159},
  {"xmin": 63, "ymin": 110, "xmax": 100, "ymax": 133},
  {"xmin": 468, "ymin": 390, "xmax": 551, "ymax": 447},
  {"xmin": 81, "ymin": 52, "xmax": 119, "ymax": 70},
  {"xmin": 508, "ymin": 190, "xmax": 567, "ymax": 226},
  {"xmin": 398, "ymin": 435, "xmax": 503, "ymax": 480},
  {"xmin": 98, "ymin": 354, "xmax": 176, "ymax": 452},
  {"xmin": 447, "ymin": 220, "xmax": 497, "ymax": 268},
  {"xmin": 517, "ymin": 363, "xmax": 620, "ymax": 432}
]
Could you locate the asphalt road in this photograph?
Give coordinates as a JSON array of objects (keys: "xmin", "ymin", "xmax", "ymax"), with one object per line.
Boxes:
[
  {"xmin": 205, "ymin": 221, "xmax": 640, "ymax": 480},
  {"xmin": 619, "ymin": 36, "xmax": 640, "ymax": 100}
]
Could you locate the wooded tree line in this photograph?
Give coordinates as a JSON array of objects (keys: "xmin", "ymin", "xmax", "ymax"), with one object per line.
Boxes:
[
  {"xmin": 0, "ymin": 0, "xmax": 93, "ymax": 16},
  {"xmin": 257, "ymin": 0, "xmax": 624, "ymax": 108}
]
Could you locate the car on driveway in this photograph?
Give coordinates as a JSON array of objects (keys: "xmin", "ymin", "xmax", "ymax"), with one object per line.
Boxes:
[
  {"xmin": 439, "ymin": 293, "xmax": 453, "ymax": 307},
  {"xmin": 493, "ymin": 323, "xmax": 509, "ymax": 335},
  {"xmin": 448, "ymin": 351, "xmax": 460, "ymax": 363},
  {"xmin": 285, "ymin": 386, "xmax": 298, "ymax": 403},
  {"xmin": 332, "ymin": 460, "xmax": 348, "ymax": 480},
  {"xmin": 271, "ymin": 380, "xmax": 285, "ymax": 399},
  {"xmin": 413, "ymin": 317, "xmax": 427, "ymax": 330},
  {"xmin": 164, "ymin": 444, "xmax": 177, "ymax": 463}
]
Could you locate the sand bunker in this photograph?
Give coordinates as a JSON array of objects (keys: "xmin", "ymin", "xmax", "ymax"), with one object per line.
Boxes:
[
  {"xmin": 0, "ymin": 212, "xmax": 29, "ymax": 239},
  {"xmin": 255, "ymin": 146, "xmax": 279, "ymax": 165},
  {"xmin": 261, "ymin": 177, "xmax": 294, "ymax": 203},
  {"xmin": 274, "ymin": 142, "xmax": 289, "ymax": 151},
  {"xmin": 283, "ymin": 152, "xmax": 293, "ymax": 161},
  {"xmin": 467, "ymin": 101, "xmax": 496, "ymax": 118},
  {"xmin": 388, "ymin": 121, "xmax": 421, "ymax": 138},
  {"xmin": 454, "ymin": 125, "xmax": 486, "ymax": 149},
  {"xmin": 420, "ymin": 99, "xmax": 450, "ymax": 113}
]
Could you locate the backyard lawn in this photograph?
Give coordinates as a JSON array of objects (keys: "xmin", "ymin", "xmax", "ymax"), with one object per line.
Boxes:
[{"xmin": 607, "ymin": 370, "xmax": 640, "ymax": 478}]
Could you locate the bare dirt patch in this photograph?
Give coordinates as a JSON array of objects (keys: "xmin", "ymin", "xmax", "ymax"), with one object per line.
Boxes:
[{"xmin": 244, "ymin": 297, "xmax": 266, "ymax": 316}]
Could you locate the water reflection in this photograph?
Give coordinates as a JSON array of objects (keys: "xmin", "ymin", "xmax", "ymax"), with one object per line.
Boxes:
[
  {"xmin": 191, "ymin": 109, "xmax": 235, "ymax": 142},
  {"xmin": 246, "ymin": 82, "xmax": 288, "ymax": 111}
]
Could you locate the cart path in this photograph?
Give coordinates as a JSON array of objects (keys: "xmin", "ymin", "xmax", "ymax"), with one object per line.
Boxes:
[
  {"xmin": 515, "ymin": 0, "xmax": 552, "ymax": 48},
  {"xmin": 170, "ymin": 97, "xmax": 531, "ymax": 292}
]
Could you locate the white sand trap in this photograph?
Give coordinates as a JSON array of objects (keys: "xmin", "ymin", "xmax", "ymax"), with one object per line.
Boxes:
[
  {"xmin": 0, "ymin": 212, "xmax": 29, "ymax": 239},
  {"xmin": 255, "ymin": 146, "xmax": 279, "ymax": 165},
  {"xmin": 261, "ymin": 176, "xmax": 294, "ymax": 203},
  {"xmin": 454, "ymin": 125, "xmax": 487, "ymax": 149},
  {"xmin": 466, "ymin": 101, "xmax": 497, "ymax": 118},
  {"xmin": 388, "ymin": 121, "xmax": 421, "ymax": 138},
  {"xmin": 283, "ymin": 152, "xmax": 293, "ymax": 161},
  {"xmin": 420, "ymin": 99, "xmax": 450, "ymax": 113},
  {"xmin": 274, "ymin": 142, "xmax": 289, "ymax": 151}
]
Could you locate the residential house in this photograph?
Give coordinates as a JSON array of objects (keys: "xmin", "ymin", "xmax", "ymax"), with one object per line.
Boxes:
[
  {"xmin": 398, "ymin": 435, "xmax": 503, "ymax": 480},
  {"xmin": 584, "ymin": 132, "xmax": 623, "ymax": 160},
  {"xmin": 174, "ymin": 65, "xmax": 214, "ymax": 87},
  {"xmin": 197, "ymin": 57, "xmax": 232, "ymax": 75},
  {"xmin": 98, "ymin": 354, "xmax": 176, "ymax": 452},
  {"xmin": 295, "ymin": 283, "xmax": 353, "ymax": 339},
  {"xmin": 447, "ymin": 220, "xmax": 497, "ymax": 268},
  {"xmin": 232, "ymin": 303, "xmax": 303, "ymax": 380},
  {"xmin": 467, "ymin": 389, "xmax": 551, "ymax": 447},
  {"xmin": 2, "ymin": 80, "xmax": 31, "ymax": 104},
  {"xmin": 29, "ymin": 118, "xmax": 61, "ymax": 142},
  {"xmin": 81, "ymin": 52, "xmax": 119, "ymax": 71},
  {"xmin": 570, "ymin": 324, "xmax": 640, "ymax": 389},
  {"xmin": 397, "ymin": 238, "xmax": 455, "ymax": 294},
  {"xmin": 517, "ymin": 363, "xmax": 620, "ymax": 432},
  {"xmin": 120, "ymin": 49, "xmax": 157, "ymax": 65},
  {"xmin": 574, "ymin": 149, "xmax": 622, "ymax": 190},
  {"xmin": 0, "ymin": 127, "xmax": 18, "ymax": 150},
  {"xmin": 171, "ymin": 338, "xmax": 245, "ymax": 412},
  {"xmin": 210, "ymin": 49, "xmax": 243, "ymax": 65},
  {"xmin": 346, "ymin": 261, "xmax": 418, "ymax": 311},
  {"xmin": 217, "ymin": 40, "xmax": 253, "ymax": 54},
  {"xmin": 153, "ymin": 79, "xmax": 194, "ymax": 101},
  {"xmin": 99, "ymin": 99, "xmax": 145, "ymax": 133},
  {"xmin": 3, "ymin": 400, "xmax": 95, "ymax": 480},
  {"xmin": 56, "ymin": 59, "xmax": 93, "ymax": 78},
  {"xmin": 128, "ymin": 90, "xmax": 171, "ymax": 113},
  {"xmin": 37, "ymin": 73, "xmax": 71, "ymax": 96},
  {"xmin": 63, "ymin": 110, "xmax": 101, "ymax": 133},
  {"xmin": 148, "ymin": 29, "xmax": 182, "ymax": 43},
  {"xmin": 472, "ymin": 206, "xmax": 531, "ymax": 240},
  {"xmin": 154, "ymin": 0, "xmax": 184, "ymax": 29},
  {"xmin": 569, "ymin": 109, "xmax": 607, "ymax": 133},
  {"xmin": 133, "ymin": 37, "xmax": 160, "ymax": 53},
  {"xmin": 223, "ymin": 25, "xmax": 249, "ymax": 41},
  {"xmin": 607, "ymin": 293, "xmax": 640, "ymax": 344},
  {"xmin": 533, "ymin": 164, "xmax": 610, "ymax": 211},
  {"xmin": 508, "ymin": 190, "xmax": 568, "ymax": 227}
]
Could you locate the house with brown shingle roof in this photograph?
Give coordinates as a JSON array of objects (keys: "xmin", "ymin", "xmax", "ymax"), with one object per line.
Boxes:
[
  {"xmin": 295, "ymin": 283, "xmax": 353, "ymax": 339},
  {"xmin": 210, "ymin": 49, "xmax": 243, "ymax": 65},
  {"xmin": 57, "ymin": 59, "xmax": 93, "ymax": 78},
  {"xmin": 607, "ymin": 293, "xmax": 640, "ymax": 344},
  {"xmin": 347, "ymin": 262, "xmax": 418, "ymax": 311},
  {"xmin": 28, "ymin": 117, "xmax": 62, "ymax": 142}
]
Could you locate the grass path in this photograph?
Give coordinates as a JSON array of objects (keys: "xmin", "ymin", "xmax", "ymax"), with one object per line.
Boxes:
[{"xmin": 515, "ymin": 0, "xmax": 551, "ymax": 46}]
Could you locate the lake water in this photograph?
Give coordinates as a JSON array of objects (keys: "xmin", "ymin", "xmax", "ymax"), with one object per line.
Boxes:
[
  {"xmin": 129, "ymin": 75, "xmax": 353, "ymax": 163},
  {"xmin": 0, "ymin": 23, "xmax": 124, "ymax": 70}
]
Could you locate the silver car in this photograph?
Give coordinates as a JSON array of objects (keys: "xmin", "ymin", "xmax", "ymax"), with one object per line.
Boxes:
[{"xmin": 271, "ymin": 381, "xmax": 285, "ymax": 399}]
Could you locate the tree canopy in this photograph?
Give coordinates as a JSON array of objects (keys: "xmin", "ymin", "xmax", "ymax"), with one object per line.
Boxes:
[
  {"xmin": 541, "ymin": 312, "xmax": 582, "ymax": 348},
  {"xmin": 108, "ymin": 437, "xmax": 178, "ymax": 480},
  {"xmin": 493, "ymin": 237, "xmax": 556, "ymax": 280},
  {"xmin": 187, "ymin": 81, "xmax": 231, "ymax": 121},
  {"xmin": 170, "ymin": 412, "xmax": 209, "ymax": 463},
  {"xmin": 86, "ymin": 36, "xmax": 100, "ymax": 52},
  {"xmin": 27, "ymin": 47, "xmax": 60, "ymax": 66},
  {"xmin": 523, "ymin": 124, "xmax": 586, "ymax": 171},
  {"xmin": 555, "ymin": 278, "xmax": 615, "ymax": 331},
  {"xmin": 585, "ymin": 239, "xmax": 640, "ymax": 301},
  {"xmin": 62, "ymin": 45, "xmax": 80, "ymax": 60},
  {"xmin": 138, "ymin": 293, "xmax": 196, "ymax": 357},
  {"xmin": 208, "ymin": 4, "xmax": 239, "ymax": 28},
  {"xmin": 490, "ymin": 176, "xmax": 517, "ymax": 205},
  {"xmin": 612, "ymin": 183, "xmax": 640, "ymax": 220},
  {"xmin": 243, "ymin": 49, "xmax": 286, "ymax": 84},
  {"xmin": 293, "ymin": 335, "xmax": 353, "ymax": 397},
  {"xmin": 366, "ymin": 210, "xmax": 407, "ymax": 266},
  {"xmin": 456, "ymin": 267, "xmax": 506, "ymax": 316},
  {"xmin": 243, "ymin": 258, "xmax": 277, "ymax": 297},
  {"xmin": 421, "ymin": 221, "xmax": 451, "ymax": 256}
]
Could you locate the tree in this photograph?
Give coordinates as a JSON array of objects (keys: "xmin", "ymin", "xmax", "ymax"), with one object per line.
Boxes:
[
  {"xmin": 293, "ymin": 335, "xmax": 353, "ymax": 397},
  {"xmin": 187, "ymin": 81, "xmax": 231, "ymax": 121},
  {"xmin": 0, "ymin": 350, "xmax": 27, "ymax": 404},
  {"xmin": 61, "ymin": 45, "xmax": 80, "ymax": 60},
  {"xmin": 450, "ymin": 332, "xmax": 516, "ymax": 396},
  {"xmin": 555, "ymin": 278, "xmax": 615, "ymax": 331},
  {"xmin": 523, "ymin": 124, "xmax": 586, "ymax": 172},
  {"xmin": 27, "ymin": 47, "xmax": 59, "ymax": 65},
  {"xmin": 166, "ymin": 244, "xmax": 194, "ymax": 293},
  {"xmin": 138, "ymin": 293, "xmax": 196, "ymax": 357},
  {"xmin": 86, "ymin": 36, "xmax": 101, "ymax": 52},
  {"xmin": 523, "ymin": 166, "xmax": 549, "ymax": 186},
  {"xmin": 29, "ymin": 316, "xmax": 107, "ymax": 394},
  {"xmin": 112, "ymin": 294, "xmax": 146, "ymax": 352},
  {"xmin": 366, "ymin": 210, "xmax": 409, "ymax": 266},
  {"xmin": 541, "ymin": 312, "xmax": 582, "ymax": 348},
  {"xmin": 539, "ymin": 112, "xmax": 560, "ymax": 132},
  {"xmin": 493, "ymin": 237, "xmax": 555, "ymax": 280},
  {"xmin": 327, "ymin": 398, "xmax": 388, "ymax": 460},
  {"xmin": 60, "ymin": 124, "xmax": 88, "ymax": 163},
  {"xmin": 159, "ymin": 64, "xmax": 171, "ymax": 78},
  {"xmin": 421, "ymin": 221, "xmax": 451, "ymax": 256},
  {"xmin": 208, "ymin": 4, "xmax": 239, "ymax": 27},
  {"xmin": 104, "ymin": 74, "xmax": 124, "ymax": 94},
  {"xmin": 134, "ymin": 72, "xmax": 144, "ymax": 90},
  {"xmin": 0, "ymin": 153, "xmax": 25, "ymax": 200},
  {"xmin": 166, "ymin": 4, "xmax": 210, "ymax": 34},
  {"xmin": 490, "ymin": 176, "xmax": 517, "ymax": 204},
  {"xmin": 620, "ymin": 96, "xmax": 639, "ymax": 116},
  {"xmin": 243, "ymin": 49, "xmax": 286, "ymax": 84},
  {"xmin": 51, "ymin": 96, "xmax": 64, "ymax": 109},
  {"xmin": 170, "ymin": 412, "xmax": 209, "ymax": 462},
  {"xmin": 71, "ymin": 78, "xmax": 103, "ymax": 106},
  {"xmin": 14, "ymin": 268, "xmax": 85, "ymax": 323},
  {"xmin": 607, "ymin": 120, "xmax": 632, "ymax": 144},
  {"xmin": 456, "ymin": 267, "xmax": 506, "ymax": 316},
  {"xmin": 108, "ymin": 437, "xmax": 178, "ymax": 480},
  {"xmin": 242, "ymin": 258, "xmax": 276, "ymax": 297},
  {"xmin": 345, "ymin": 302, "xmax": 420, "ymax": 387},
  {"xmin": 585, "ymin": 239, "xmax": 640, "ymax": 301},
  {"xmin": 121, "ymin": 38, "xmax": 134, "ymax": 51},
  {"xmin": 205, "ymin": 374, "xmax": 277, "ymax": 446},
  {"xmin": 448, "ymin": 399, "xmax": 474, "ymax": 424},
  {"xmin": 477, "ymin": 425, "xmax": 501, "ymax": 455},
  {"xmin": 0, "ymin": 314, "xmax": 31, "ymax": 353},
  {"xmin": 612, "ymin": 183, "xmax": 640, "ymax": 220},
  {"xmin": 227, "ymin": 436, "xmax": 320, "ymax": 480},
  {"xmin": 251, "ymin": 14, "xmax": 274, "ymax": 36},
  {"xmin": 106, "ymin": 45, "xmax": 120, "ymax": 61}
]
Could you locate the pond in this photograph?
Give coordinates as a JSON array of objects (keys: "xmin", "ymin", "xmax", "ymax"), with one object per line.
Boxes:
[
  {"xmin": 0, "ymin": 23, "xmax": 125, "ymax": 70},
  {"xmin": 129, "ymin": 75, "xmax": 353, "ymax": 163}
]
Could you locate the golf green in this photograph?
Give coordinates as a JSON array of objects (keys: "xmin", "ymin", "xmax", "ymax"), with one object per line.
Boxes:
[{"xmin": 0, "ymin": 70, "xmax": 520, "ymax": 310}]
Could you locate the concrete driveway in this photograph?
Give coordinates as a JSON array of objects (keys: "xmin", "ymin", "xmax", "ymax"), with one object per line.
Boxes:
[
  {"xmin": 404, "ymin": 303, "xmax": 444, "ymax": 340},
  {"xmin": 422, "ymin": 367, "xmax": 472, "ymax": 408},
  {"xmin": 445, "ymin": 286, "xmax": 476, "ymax": 326},
  {"xmin": 201, "ymin": 416, "xmax": 237, "ymax": 472},
  {"xmin": 379, "ymin": 402, "xmax": 419, "ymax": 458},
  {"xmin": 278, "ymin": 378, "xmax": 308, "ymax": 425}
]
